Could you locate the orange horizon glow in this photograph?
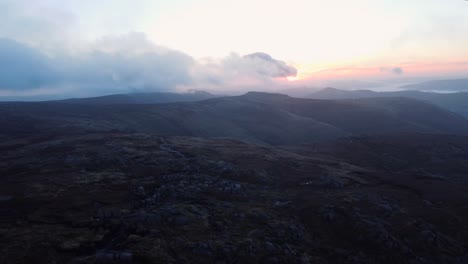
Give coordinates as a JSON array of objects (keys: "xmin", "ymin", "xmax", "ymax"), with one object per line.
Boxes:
[{"xmin": 286, "ymin": 60, "xmax": 468, "ymax": 82}]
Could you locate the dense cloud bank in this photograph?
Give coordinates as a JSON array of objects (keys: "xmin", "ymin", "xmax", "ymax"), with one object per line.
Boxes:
[
  {"xmin": 0, "ymin": 0, "xmax": 298, "ymax": 97},
  {"xmin": 0, "ymin": 36, "xmax": 193, "ymax": 94},
  {"xmin": 0, "ymin": 34, "xmax": 298, "ymax": 98}
]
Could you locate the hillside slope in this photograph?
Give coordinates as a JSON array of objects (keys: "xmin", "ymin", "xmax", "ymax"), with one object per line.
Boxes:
[
  {"xmin": 309, "ymin": 88, "xmax": 468, "ymax": 117},
  {"xmin": 1, "ymin": 92, "xmax": 468, "ymax": 145},
  {"xmin": 51, "ymin": 91, "xmax": 218, "ymax": 105}
]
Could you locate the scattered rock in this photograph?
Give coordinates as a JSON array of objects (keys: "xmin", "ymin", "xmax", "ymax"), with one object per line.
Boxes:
[{"xmin": 96, "ymin": 251, "xmax": 133, "ymax": 263}]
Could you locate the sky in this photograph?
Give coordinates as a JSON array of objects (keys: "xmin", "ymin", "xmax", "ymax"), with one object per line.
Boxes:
[{"xmin": 1, "ymin": 0, "xmax": 468, "ymax": 99}]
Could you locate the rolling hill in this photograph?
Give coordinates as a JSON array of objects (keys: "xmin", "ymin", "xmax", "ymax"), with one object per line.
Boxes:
[
  {"xmin": 1, "ymin": 92, "xmax": 468, "ymax": 145},
  {"xmin": 50, "ymin": 90, "xmax": 218, "ymax": 105},
  {"xmin": 309, "ymin": 87, "xmax": 468, "ymax": 117}
]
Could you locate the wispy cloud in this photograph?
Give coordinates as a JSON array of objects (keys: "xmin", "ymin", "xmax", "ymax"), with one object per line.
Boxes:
[{"xmin": 380, "ymin": 67, "xmax": 404, "ymax": 75}]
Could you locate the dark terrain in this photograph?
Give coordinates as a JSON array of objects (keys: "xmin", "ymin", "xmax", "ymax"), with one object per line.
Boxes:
[
  {"xmin": 1, "ymin": 93, "xmax": 468, "ymax": 263},
  {"xmin": 1, "ymin": 133, "xmax": 468, "ymax": 264}
]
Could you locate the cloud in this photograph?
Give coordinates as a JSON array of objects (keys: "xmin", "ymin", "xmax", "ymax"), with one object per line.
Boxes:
[
  {"xmin": 0, "ymin": 0, "xmax": 80, "ymax": 53},
  {"xmin": 65, "ymin": 33, "xmax": 195, "ymax": 94},
  {"xmin": 393, "ymin": 67, "xmax": 404, "ymax": 75},
  {"xmin": 0, "ymin": 35, "xmax": 194, "ymax": 96},
  {"xmin": 242, "ymin": 52, "xmax": 297, "ymax": 78},
  {"xmin": 0, "ymin": 34, "xmax": 297, "ymax": 98},
  {"xmin": 380, "ymin": 67, "xmax": 404, "ymax": 75},
  {"xmin": 62, "ymin": 50, "xmax": 194, "ymax": 95},
  {"xmin": 91, "ymin": 32, "xmax": 166, "ymax": 55},
  {"xmin": 1, "ymin": 0, "xmax": 298, "ymax": 97},
  {"xmin": 0, "ymin": 38, "xmax": 59, "ymax": 90},
  {"xmin": 187, "ymin": 52, "xmax": 297, "ymax": 93}
]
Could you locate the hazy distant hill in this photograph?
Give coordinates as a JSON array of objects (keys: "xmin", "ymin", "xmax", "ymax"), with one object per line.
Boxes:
[
  {"xmin": 400, "ymin": 79, "xmax": 468, "ymax": 92},
  {"xmin": 2, "ymin": 92, "xmax": 468, "ymax": 145},
  {"xmin": 52, "ymin": 90, "xmax": 218, "ymax": 104},
  {"xmin": 309, "ymin": 87, "xmax": 468, "ymax": 117}
]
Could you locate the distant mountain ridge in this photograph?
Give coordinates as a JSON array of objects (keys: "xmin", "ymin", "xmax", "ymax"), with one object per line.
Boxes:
[
  {"xmin": 51, "ymin": 90, "xmax": 218, "ymax": 105},
  {"xmin": 1, "ymin": 92, "xmax": 468, "ymax": 145},
  {"xmin": 400, "ymin": 79, "xmax": 468, "ymax": 92},
  {"xmin": 308, "ymin": 87, "xmax": 468, "ymax": 117}
]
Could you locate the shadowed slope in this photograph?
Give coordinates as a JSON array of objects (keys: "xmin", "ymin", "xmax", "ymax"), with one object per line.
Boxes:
[{"xmin": 1, "ymin": 92, "xmax": 468, "ymax": 145}]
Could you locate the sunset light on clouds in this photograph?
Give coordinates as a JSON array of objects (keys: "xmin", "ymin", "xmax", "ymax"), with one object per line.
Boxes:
[{"xmin": 1, "ymin": 0, "xmax": 468, "ymax": 98}]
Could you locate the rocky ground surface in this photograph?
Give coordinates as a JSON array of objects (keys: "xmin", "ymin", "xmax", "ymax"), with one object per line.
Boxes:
[{"xmin": 1, "ymin": 133, "xmax": 468, "ymax": 263}]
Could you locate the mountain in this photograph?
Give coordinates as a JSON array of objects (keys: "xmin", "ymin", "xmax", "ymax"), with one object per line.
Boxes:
[
  {"xmin": 400, "ymin": 79, "xmax": 468, "ymax": 92},
  {"xmin": 51, "ymin": 90, "xmax": 218, "ymax": 105},
  {"xmin": 309, "ymin": 87, "xmax": 468, "ymax": 117},
  {"xmin": 1, "ymin": 92, "xmax": 468, "ymax": 145},
  {"xmin": 3, "ymin": 91, "xmax": 468, "ymax": 263}
]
